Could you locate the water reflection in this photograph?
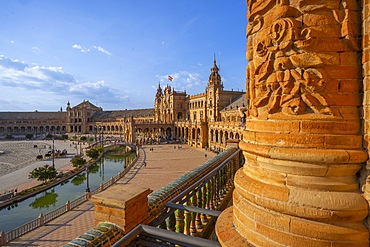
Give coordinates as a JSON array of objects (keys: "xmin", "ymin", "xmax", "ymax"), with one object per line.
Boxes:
[
  {"xmin": 7, "ymin": 203, "xmax": 18, "ymax": 210},
  {"xmin": 0, "ymin": 151, "xmax": 136, "ymax": 233},
  {"xmin": 29, "ymin": 189, "xmax": 58, "ymax": 209},
  {"xmin": 71, "ymin": 173, "xmax": 86, "ymax": 186},
  {"xmin": 99, "ymin": 159, "xmax": 105, "ymax": 180},
  {"xmin": 60, "ymin": 179, "xmax": 70, "ymax": 186},
  {"xmin": 89, "ymin": 164, "xmax": 99, "ymax": 174}
]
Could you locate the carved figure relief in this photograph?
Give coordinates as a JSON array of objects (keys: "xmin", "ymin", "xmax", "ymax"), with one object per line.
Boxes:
[{"xmin": 246, "ymin": 0, "xmax": 357, "ymax": 117}]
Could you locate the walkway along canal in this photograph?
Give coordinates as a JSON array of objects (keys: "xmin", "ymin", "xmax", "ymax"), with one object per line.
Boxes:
[{"xmin": 0, "ymin": 146, "xmax": 136, "ymax": 233}]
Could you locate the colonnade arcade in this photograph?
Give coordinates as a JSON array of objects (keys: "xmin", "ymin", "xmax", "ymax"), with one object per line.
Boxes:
[
  {"xmin": 173, "ymin": 125, "xmax": 206, "ymax": 149},
  {"xmin": 0, "ymin": 125, "xmax": 66, "ymax": 136},
  {"xmin": 87, "ymin": 122, "xmax": 132, "ymax": 143},
  {"xmin": 134, "ymin": 123, "xmax": 173, "ymax": 145},
  {"xmin": 209, "ymin": 128, "xmax": 240, "ymax": 152},
  {"xmin": 86, "ymin": 122, "xmax": 176, "ymax": 145}
]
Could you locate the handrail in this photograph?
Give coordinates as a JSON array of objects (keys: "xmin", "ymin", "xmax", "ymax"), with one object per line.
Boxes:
[
  {"xmin": 147, "ymin": 148, "xmax": 239, "ymax": 221},
  {"xmin": 113, "ymin": 147, "xmax": 242, "ymax": 247},
  {"xmin": 114, "ymin": 224, "xmax": 221, "ymax": 247},
  {"xmin": 0, "ymin": 144, "xmax": 140, "ymax": 246},
  {"xmin": 149, "ymin": 148, "xmax": 240, "ymax": 227}
]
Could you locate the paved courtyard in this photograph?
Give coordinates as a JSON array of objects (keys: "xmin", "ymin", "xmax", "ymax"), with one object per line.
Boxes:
[
  {"xmin": 0, "ymin": 140, "xmax": 84, "ymax": 195},
  {"xmin": 1, "ymin": 142, "xmax": 216, "ymax": 246}
]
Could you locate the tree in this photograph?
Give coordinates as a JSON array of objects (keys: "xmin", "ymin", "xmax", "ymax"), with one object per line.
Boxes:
[
  {"xmin": 80, "ymin": 136, "xmax": 87, "ymax": 142},
  {"xmin": 86, "ymin": 146, "xmax": 103, "ymax": 160},
  {"xmin": 70, "ymin": 155, "xmax": 87, "ymax": 168},
  {"xmin": 29, "ymin": 165, "xmax": 57, "ymax": 184},
  {"xmin": 26, "ymin": 134, "xmax": 33, "ymax": 139}
]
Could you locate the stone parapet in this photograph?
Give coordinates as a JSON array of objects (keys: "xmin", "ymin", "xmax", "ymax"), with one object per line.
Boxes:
[{"xmin": 90, "ymin": 184, "xmax": 152, "ymax": 233}]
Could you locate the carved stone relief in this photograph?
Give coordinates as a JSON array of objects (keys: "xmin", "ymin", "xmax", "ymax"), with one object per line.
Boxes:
[{"xmin": 246, "ymin": 0, "xmax": 359, "ymax": 117}]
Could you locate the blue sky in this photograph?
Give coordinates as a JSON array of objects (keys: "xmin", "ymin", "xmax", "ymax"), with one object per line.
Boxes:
[{"xmin": 0, "ymin": 0, "xmax": 247, "ymax": 111}]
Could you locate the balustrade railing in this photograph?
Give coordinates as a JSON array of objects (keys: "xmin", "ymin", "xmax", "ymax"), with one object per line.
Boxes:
[
  {"xmin": 154, "ymin": 148, "xmax": 239, "ymax": 237},
  {"xmin": 0, "ymin": 145, "xmax": 139, "ymax": 246},
  {"xmin": 113, "ymin": 147, "xmax": 242, "ymax": 247}
]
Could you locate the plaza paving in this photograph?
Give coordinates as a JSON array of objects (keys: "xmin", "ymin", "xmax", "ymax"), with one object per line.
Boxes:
[
  {"xmin": 1, "ymin": 142, "xmax": 215, "ymax": 247},
  {"xmin": 0, "ymin": 140, "xmax": 83, "ymax": 195}
]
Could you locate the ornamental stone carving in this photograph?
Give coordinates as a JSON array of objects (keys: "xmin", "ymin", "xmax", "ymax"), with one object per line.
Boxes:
[
  {"xmin": 246, "ymin": 0, "xmax": 359, "ymax": 117},
  {"xmin": 216, "ymin": 1, "xmax": 368, "ymax": 246}
]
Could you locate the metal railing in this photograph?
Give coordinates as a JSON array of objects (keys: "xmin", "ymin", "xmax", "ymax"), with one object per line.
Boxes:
[
  {"xmin": 113, "ymin": 147, "xmax": 242, "ymax": 246},
  {"xmin": 0, "ymin": 145, "xmax": 140, "ymax": 246}
]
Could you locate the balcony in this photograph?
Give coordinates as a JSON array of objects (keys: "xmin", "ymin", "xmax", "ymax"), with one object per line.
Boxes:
[{"xmin": 65, "ymin": 146, "xmax": 243, "ymax": 246}]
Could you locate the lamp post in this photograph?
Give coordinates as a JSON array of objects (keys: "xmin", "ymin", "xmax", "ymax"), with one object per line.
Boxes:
[
  {"xmin": 98, "ymin": 126, "xmax": 102, "ymax": 146},
  {"xmin": 52, "ymin": 138, "xmax": 55, "ymax": 169},
  {"xmin": 85, "ymin": 165, "xmax": 90, "ymax": 192},
  {"xmin": 100, "ymin": 126, "xmax": 103, "ymax": 148},
  {"xmin": 124, "ymin": 146, "xmax": 126, "ymax": 168},
  {"xmin": 134, "ymin": 126, "xmax": 137, "ymax": 144},
  {"xmin": 94, "ymin": 125, "xmax": 97, "ymax": 147}
]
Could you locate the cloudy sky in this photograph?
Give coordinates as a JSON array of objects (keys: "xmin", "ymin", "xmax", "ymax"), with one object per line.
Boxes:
[{"xmin": 0, "ymin": 0, "xmax": 247, "ymax": 111}]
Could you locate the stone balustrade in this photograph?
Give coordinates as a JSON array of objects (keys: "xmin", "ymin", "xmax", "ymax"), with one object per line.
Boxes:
[{"xmin": 64, "ymin": 147, "xmax": 242, "ymax": 246}]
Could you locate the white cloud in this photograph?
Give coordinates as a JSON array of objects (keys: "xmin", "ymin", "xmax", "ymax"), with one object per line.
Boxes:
[
  {"xmin": 0, "ymin": 55, "xmax": 124, "ymax": 110},
  {"xmin": 69, "ymin": 80, "xmax": 106, "ymax": 93},
  {"xmin": 92, "ymin": 45, "xmax": 112, "ymax": 56},
  {"xmin": 32, "ymin": 46, "xmax": 40, "ymax": 54},
  {"xmin": 157, "ymin": 71, "xmax": 204, "ymax": 93},
  {"xmin": 72, "ymin": 44, "xmax": 112, "ymax": 56},
  {"xmin": 72, "ymin": 44, "xmax": 90, "ymax": 53}
]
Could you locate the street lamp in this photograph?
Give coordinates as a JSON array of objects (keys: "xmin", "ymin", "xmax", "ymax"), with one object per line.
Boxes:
[
  {"xmin": 100, "ymin": 126, "xmax": 103, "ymax": 147},
  {"xmin": 134, "ymin": 126, "xmax": 137, "ymax": 144},
  {"xmin": 52, "ymin": 138, "xmax": 55, "ymax": 169},
  {"xmin": 85, "ymin": 165, "xmax": 90, "ymax": 192},
  {"xmin": 94, "ymin": 125, "xmax": 97, "ymax": 147}
]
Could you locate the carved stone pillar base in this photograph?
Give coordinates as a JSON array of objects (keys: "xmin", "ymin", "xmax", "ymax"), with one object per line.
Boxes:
[
  {"xmin": 216, "ymin": 125, "xmax": 369, "ymax": 246},
  {"xmin": 216, "ymin": 0, "xmax": 369, "ymax": 245}
]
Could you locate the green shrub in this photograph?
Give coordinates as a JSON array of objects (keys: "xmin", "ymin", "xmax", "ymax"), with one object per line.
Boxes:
[
  {"xmin": 26, "ymin": 134, "xmax": 33, "ymax": 139},
  {"xmin": 29, "ymin": 165, "xmax": 57, "ymax": 184},
  {"xmin": 70, "ymin": 155, "xmax": 87, "ymax": 168},
  {"xmin": 86, "ymin": 146, "xmax": 103, "ymax": 160},
  {"xmin": 80, "ymin": 136, "xmax": 87, "ymax": 142}
]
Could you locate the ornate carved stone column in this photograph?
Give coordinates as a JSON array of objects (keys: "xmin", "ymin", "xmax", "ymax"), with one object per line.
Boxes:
[{"xmin": 216, "ymin": 0, "xmax": 369, "ymax": 246}]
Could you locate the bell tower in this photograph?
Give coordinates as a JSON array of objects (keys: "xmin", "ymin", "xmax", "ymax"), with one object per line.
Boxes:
[
  {"xmin": 206, "ymin": 57, "xmax": 223, "ymax": 122},
  {"xmin": 154, "ymin": 82, "xmax": 163, "ymax": 122}
]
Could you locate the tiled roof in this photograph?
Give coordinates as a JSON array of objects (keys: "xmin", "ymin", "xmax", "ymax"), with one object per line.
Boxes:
[
  {"xmin": 0, "ymin": 112, "xmax": 66, "ymax": 120},
  {"xmin": 221, "ymin": 93, "xmax": 247, "ymax": 111},
  {"xmin": 91, "ymin": 108, "xmax": 154, "ymax": 120},
  {"xmin": 73, "ymin": 100, "xmax": 100, "ymax": 109}
]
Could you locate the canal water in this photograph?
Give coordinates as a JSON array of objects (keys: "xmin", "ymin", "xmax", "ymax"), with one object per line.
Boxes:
[{"xmin": 0, "ymin": 153, "xmax": 135, "ymax": 233}]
